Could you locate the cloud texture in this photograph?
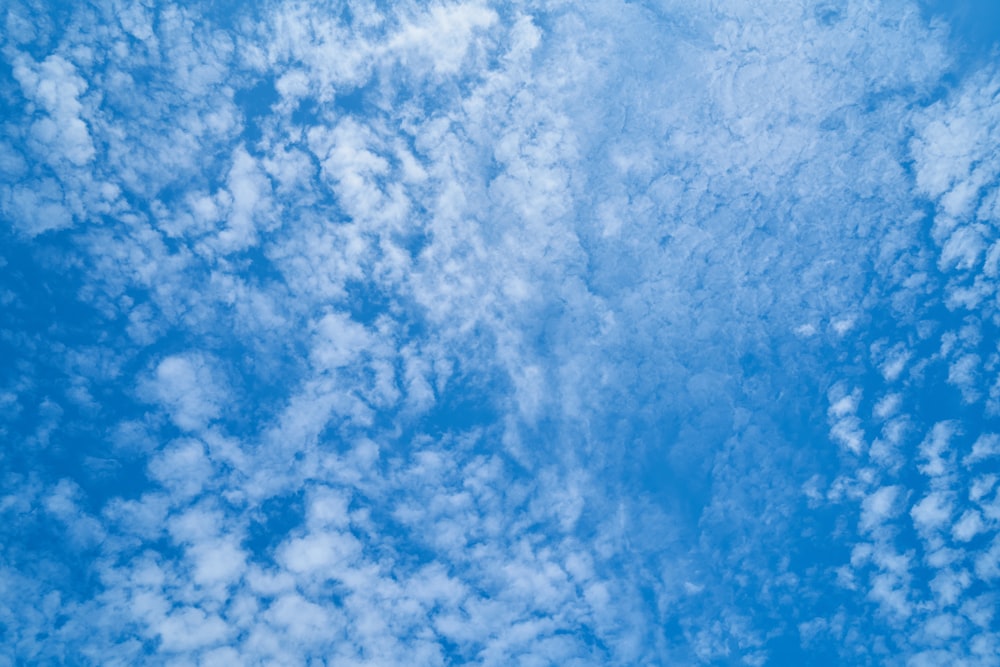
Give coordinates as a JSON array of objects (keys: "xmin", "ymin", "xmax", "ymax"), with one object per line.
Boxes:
[{"xmin": 2, "ymin": 0, "xmax": 1000, "ymax": 664}]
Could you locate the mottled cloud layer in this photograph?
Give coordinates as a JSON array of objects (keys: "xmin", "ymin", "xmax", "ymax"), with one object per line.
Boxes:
[{"xmin": 1, "ymin": 0, "xmax": 999, "ymax": 664}]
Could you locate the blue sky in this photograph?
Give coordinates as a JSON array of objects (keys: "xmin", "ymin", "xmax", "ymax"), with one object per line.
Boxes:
[{"xmin": 2, "ymin": 0, "xmax": 1000, "ymax": 664}]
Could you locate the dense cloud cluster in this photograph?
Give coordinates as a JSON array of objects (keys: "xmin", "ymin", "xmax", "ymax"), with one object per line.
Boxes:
[{"xmin": 1, "ymin": 0, "xmax": 999, "ymax": 664}]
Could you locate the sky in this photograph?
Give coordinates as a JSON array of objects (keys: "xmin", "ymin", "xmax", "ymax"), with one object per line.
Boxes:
[{"xmin": 1, "ymin": 0, "xmax": 1000, "ymax": 665}]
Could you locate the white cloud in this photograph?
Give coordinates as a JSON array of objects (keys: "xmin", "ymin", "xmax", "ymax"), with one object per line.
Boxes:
[
  {"xmin": 828, "ymin": 384, "xmax": 861, "ymax": 419},
  {"xmin": 386, "ymin": 3, "xmax": 498, "ymax": 76},
  {"xmin": 911, "ymin": 491, "xmax": 954, "ymax": 533},
  {"xmin": 275, "ymin": 69, "xmax": 310, "ymax": 101},
  {"xmin": 200, "ymin": 646, "xmax": 245, "ymax": 667},
  {"xmin": 970, "ymin": 474, "xmax": 997, "ymax": 504},
  {"xmin": 310, "ymin": 312, "xmax": 373, "ymax": 371},
  {"xmin": 1, "ymin": 179, "xmax": 74, "ymax": 236},
  {"xmin": 139, "ymin": 354, "xmax": 224, "ymax": 432},
  {"xmin": 912, "ymin": 73, "xmax": 1000, "ymax": 222},
  {"xmin": 265, "ymin": 593, "xmax": 339, "ymax": 641},
  {"xmin": 304, "ymin": 486, "xmax": 351, "ymax": 529},
  {"xmin": 952, "ymin": 510, "xmax": 985, "ymax": 542},
  {"xmin": 964, "ymin": 433, "xmax": 1000, "ymax": 467},
  {"xmin": 209, "ymin": 147, "xmax": 274, "ymax": 254},
  {"xmin": 11, "ymin": 53, "xmax": 96, "ymax": 166},
  {"xmin": 102, "ymin": 492, "xmax": 171, "ymax": 541},
  {"xmin": 876, "ymin": 344, "xmax": 911, "ymax": 383},
  {"xmin": 43, "ymin": 479, "xmax": 105, "ymax": 548},
  {"xmin": 921, "ymin": 613, "xmax": 962, "ymax": 642},
  {"xmin": 860, "ymin": 485, "xmax": 902, "ymax": 532},
  {"xmin": 188, "ymin": 537, "xmax": 246, "ymax": 587},
  {"xmin": 873, "ymin": 393, "xmax": 902, "ymax": 420},
  {"xmin": 830, "ymin": 416, "xmax": 865, "ymax": 455},
  {"xmin": 929, "ymin": 569, "xmax": 971, "ymax": 607},
  {"xmin": 278, "ymin": 530, "xmax": 361, "ymax": 577},
  {"xmin": 148, "ymin": 439, "xmax": 214, "ymax": 501},
  {"xmin": 155, "ymin": 607, "xmax": 231, "ymax": 652},
  {"xmin": 939, "ymin": 224, "xmax": 986, "ymax": 271},
  {"xmin": 948, "ymin": 353, "xmax": 981, "ymax": 403},
  {"xmin": 919, "ymin": 421, "xmax": 959, "ymax": 478},
  {"xmin": 974, "ymin": 536, "xmax": 1000, "ymax": 582}
]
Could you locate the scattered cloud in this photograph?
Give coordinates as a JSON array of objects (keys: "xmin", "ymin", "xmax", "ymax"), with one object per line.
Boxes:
[{"xmin": 2, "ymin": 0, "xmax": 1000, "ymax": 664}]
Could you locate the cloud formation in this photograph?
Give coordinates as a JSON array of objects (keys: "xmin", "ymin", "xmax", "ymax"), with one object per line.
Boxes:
[{"xmin": 1, "ymin": 0, "xmax": 1000, "ymax": 664}]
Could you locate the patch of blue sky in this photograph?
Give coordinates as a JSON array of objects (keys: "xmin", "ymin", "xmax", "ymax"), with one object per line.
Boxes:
[{"xmin": 921, "ymin": 0, "xmax": 1000, "ymax": 66}]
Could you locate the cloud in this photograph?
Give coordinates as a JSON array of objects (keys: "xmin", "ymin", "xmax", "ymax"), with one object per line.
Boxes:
[
  {"xmin": 310, "ymin": 312, "xmax": 373, "ymax": 370},
  {"xmin": 386, "ymin": 3, "xmax": 498, "ymax": 76},
  {"xmin": 964, "ymin": 434, "xmax": 1000, "ymax": 467},
  {"xmin": 11, "ymin": 53, "xmax": 96, "ymax": 166},
  {"xmin": 861, "ymin": 485, "xmax": 903, "ymax": 532},
  {"xmin": 138, "ymin": 354, "xmax": 224, "ymax": 432},
  {"xmin": 2, "ymin": 0, "xmax": 1000, "ymax": 664},
  {"xmin": 1, "ymin": 179, "xmax": 74, "ymax": 237},
  {"xmin": 952, "ymin": 510, "xmax": 985, "ymax": 542},
  {"xmin": 911, "ymin": 491, "xmax": 954, "ymax": 534},
  {"xmin": 919, "ymin": 421, "xmax": 959, "ymax": 479},
  {"xmin": 912, "ymin": 73, "xmax": 1000, "ymax": 223},
  {"xmin": 147, "ymin": 439, "xmax": 214, "ymax": 501},
  {"xmin": 155, "ymin": 607, "xmax": 231, "ymax": 652}
]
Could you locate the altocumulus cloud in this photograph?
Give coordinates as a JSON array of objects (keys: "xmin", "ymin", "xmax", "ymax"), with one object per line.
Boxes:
[{"xmin": 2, "ymin": 0, "xmax": 1000, "ymax": 664}]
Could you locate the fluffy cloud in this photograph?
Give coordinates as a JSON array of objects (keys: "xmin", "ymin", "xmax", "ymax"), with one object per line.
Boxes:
[{"xmin": 138, "ymin": 354, "xmax": 225, "ymax": 432}]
